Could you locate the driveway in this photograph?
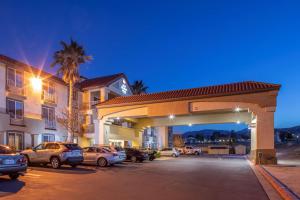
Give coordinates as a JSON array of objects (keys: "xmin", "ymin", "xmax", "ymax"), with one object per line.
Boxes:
[{"xmin": 0, "ymin": 156, "xmax": 268, "ymax": 200}]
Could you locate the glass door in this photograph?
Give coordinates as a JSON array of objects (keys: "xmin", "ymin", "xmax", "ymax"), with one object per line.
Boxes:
[{"xmin": 7, "ymin": 132, "xmax": 24, "ymax": 151}]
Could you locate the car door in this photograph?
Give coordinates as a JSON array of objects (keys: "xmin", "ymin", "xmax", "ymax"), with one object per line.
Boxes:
[
  {"xmin": 83, "ymin": 147, "xmax": 97, "ymax": 164},
  {"xmin": 30, "ymin": 144, "xmax": 46, "ymax": 163}
]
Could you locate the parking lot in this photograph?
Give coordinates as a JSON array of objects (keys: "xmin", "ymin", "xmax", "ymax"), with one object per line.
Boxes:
[{"xmin": 0, "ymin": 156, "xmax": 268, "ymax": 200}]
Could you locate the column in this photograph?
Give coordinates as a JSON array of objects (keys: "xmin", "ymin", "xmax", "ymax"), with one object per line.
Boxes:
[
  {"xmin": 157, "ymin": 126, "xmax": 169, "ymax": 150},
  {"xmin": 95, "ymin": 119, "xmax": 107, "ymax": 145},
  {"xmin": 250, "ymin": 108, "xmax": 276, "ymax": 164}
]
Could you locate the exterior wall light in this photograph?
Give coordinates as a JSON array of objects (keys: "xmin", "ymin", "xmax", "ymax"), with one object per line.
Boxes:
[
  {"xmin": 235, "ymin": 107, "xmax": 241, "ymax": 112},
  {"xmin": 188, "ymin": 123, "xmax": 192, "ymax": 127},
  {"xmin": 169, "ymin": 114, "xmax": 175, "ymax": 119},
  {"xmin": 116, "ymin": 117, "xmax": 120, "ymax": 120},
  {"xmin": 30, "ymin": 76, "xmax": 42, "ymax": 92},
  {"xmin": 236, "ymin": 120, "xmax": 241, "ymax": 124}
]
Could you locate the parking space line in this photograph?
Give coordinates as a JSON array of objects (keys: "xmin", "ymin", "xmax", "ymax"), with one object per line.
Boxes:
[{"xmin": 25, "ymin": 172, "xmax": 41, "ymax": 177}]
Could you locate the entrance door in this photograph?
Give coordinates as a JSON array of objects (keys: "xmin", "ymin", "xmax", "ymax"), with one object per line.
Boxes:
[{"xmin": 7, "ymin": 132, "xmax": 24, "ymax": 151}]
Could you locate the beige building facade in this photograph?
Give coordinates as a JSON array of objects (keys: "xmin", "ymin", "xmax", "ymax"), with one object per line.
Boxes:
[{"xmin": 0, "ymin": 55, "xmax": 281, "ymax": 164}]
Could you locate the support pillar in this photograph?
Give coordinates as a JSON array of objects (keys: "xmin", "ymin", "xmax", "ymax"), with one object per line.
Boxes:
[
  {"xmin": 250, "ymin": 108, "xmax": 277, "ymax": 165},
  {"xmin": 95, "ymin": 119, "xmax": 108, "ymax": 145},
  {"xmin": 157, "ymin": 126, "xmax": 169, "ymax": 150}
]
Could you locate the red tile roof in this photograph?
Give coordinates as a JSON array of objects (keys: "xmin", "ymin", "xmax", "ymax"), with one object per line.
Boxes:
[
  {"xmin": 99, "ymin": 81, "xmax": 281, "ymax": 107},
  {"xmin": 0, "ymin": 54, "xmax": 66, "ymax": 85},
  {"xmin": 78, "ymin": 73, "xmax": 126, "ymax": 89}
]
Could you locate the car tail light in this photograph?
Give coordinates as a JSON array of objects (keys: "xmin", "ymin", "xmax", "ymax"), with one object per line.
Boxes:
[
  {"xmin": 17, "ymin": 157, "xmax": 26, "ymax": 164},
  {"xmin": 62, "ymin": 149, "xmax": 71, "ymax": 153}
]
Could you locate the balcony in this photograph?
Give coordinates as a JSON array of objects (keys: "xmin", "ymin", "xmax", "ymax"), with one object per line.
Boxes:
[
  {"xmin": 82, "ymin": 124, "xmax": 95, "ymax": 133},
  {"xmin": 10, "ymin": 118, "xmax": 25, "ymax": 126},
  {"xmin": 42, "ymin": 91, "xmax": 57, "ymax": 104},
  {"xmin": 81, "ymin": 101, "xmax": 101, "ymax": 110},
  {"xmin": 45, "ymin": 120, "xmax": 56, "ymax": 130},
  {"xmin": 6, "ymin": 79, "xmax": 25, "ymax": 97}
]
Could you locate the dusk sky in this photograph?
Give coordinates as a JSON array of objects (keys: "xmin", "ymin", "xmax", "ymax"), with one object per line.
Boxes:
[{"xmin": 1, "ymin": 0, "xmax": 300, "ymax": 131}]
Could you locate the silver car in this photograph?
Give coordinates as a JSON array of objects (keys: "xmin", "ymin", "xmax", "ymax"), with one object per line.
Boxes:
[
  {"xmin": 83, "ymin": 147, "xmax": 118, "ymax": 167},
  {"xmin": 21, "ymin": 142, "xmax": 83, "ymax": 169},
  {"xmin": 99, "ymin": 145, "xmax": 126, "ymax": 163},
  {"xmin": 0, "ymin": 145, "xmax": 27, "ymax": 179},
  {"xmin": 159, "ymin": 148, "xmax": 180, "ymax": 157}
]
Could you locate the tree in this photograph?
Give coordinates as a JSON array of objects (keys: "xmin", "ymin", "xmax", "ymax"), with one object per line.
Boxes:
[
  {"xmin": 210, "ymin": 131, "xmax": 221, "ymax": 142},
  {"xmin": 131, "ymin": 80, "xmax": 148, "ymax": 95},
  {"xmin": 56, "ymin": 108, "xmax": 83, "ymax": 142},
  {"xmin": 51, "ymin": 39, "xmax": 91, "ymax": 142},
  {"xmin": 173, "ymin": 134, "xmax": 185, "ymax": 147},
  {"xmin": 195, "ymin": 134, "xmax": 204, "ymax": 142}
]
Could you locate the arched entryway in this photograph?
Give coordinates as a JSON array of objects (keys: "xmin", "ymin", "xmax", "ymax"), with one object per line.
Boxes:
[{"xmin": 95, "ymin": 81, "xmax": 280, "ymax": 164}]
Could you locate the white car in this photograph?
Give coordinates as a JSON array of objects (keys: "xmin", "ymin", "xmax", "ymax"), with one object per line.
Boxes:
[
  {"xmin": 98, "ymin": 145, "xmax": 126, "ymax": 163},
  {"xmin": 180, "ymin": 146, "xmax": 201, "ymax": 155},
  {"xmin": 160, "ymin": 148, "xmax": 180, "ymax": 157},
  {"xmin": 82, "ymin": 147, "xmax": 118, "ymax": 167}
]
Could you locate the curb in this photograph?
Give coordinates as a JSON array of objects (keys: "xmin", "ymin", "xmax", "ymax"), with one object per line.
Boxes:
[{"xmin": 255, "ymin": 165, "xmax": 300, "ymax": 200}]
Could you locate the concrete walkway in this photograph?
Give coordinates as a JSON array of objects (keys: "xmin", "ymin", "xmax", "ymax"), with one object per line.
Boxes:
[{"xmin": 264, "ymin": 165, "xmax": 300, "ymax": 198}]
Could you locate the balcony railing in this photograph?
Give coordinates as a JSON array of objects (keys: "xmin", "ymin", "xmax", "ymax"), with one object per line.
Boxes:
[
  {"xmin": 42, "ymin": 91, "xmax": 57, "ymax": 104},
  {"xmin": 10, "ymin": 118, "xmax": 25, "ymax": 126},
  {"xmin": 6, "ymin": 79, "xmax": 25, "ymax": 96},
  {"xmin": 81, "ymin": 101, "xmax": 101, "ymax": 110},
  {"xmin": 45, "ymin": 120, "xmax": 56, "ymax": 130},
  {"xmin": 82, "ymin": 124, "xmax": 95, "ymax": 133}
]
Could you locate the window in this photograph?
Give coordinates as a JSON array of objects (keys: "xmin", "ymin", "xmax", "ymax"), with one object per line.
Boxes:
[
  {"xmin": 42, "ymin": 134, "xmax": 55, "ymax": 142},
  {"xmin": 42, "ymin": 81, "xmax": 55, "ymax": 101},
  {"xmin": 45, "ymin": 143, "xmax": 59, "ymax": 149},
  {"xmin": 7, "ymin": 132, "xmax": 24, "ymax": 151},
  {"xmin": 42, "ymin": 106, "xmax": 56, "ymax": 129},
  {"xmin": 7, "ymin": 99, "xmax": 24, "ymax": 119},
  {"xmin": 34, "ymin": 144, "xmax": 46, "ymax": 150},
  {"xmin": 7, "ymin": 68, "xmax": 23, "ymax": 88}
]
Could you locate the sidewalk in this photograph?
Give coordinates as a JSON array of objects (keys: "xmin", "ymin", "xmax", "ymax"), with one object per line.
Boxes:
[{"xmin": 264, "ymin": 165, "xmax": 300, "ymax": 198}]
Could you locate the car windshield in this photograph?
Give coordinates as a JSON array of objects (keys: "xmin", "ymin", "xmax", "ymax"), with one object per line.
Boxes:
[
  {"xmin": 0, "ymin": 145, "xmax": 15, "ymax": 154},
  {"xmin": 63, "ymin": 144, "xmax": 81, "ymax": 150}
]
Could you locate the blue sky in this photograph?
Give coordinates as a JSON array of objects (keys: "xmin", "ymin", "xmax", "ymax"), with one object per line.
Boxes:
[{"xmin": 1, "ymin": 0, "xmax": 300, "ymax": 131}]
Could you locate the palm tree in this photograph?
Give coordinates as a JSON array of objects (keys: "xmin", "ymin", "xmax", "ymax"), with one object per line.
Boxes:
[
  {"xmin": 131, "ymin": 80, "xmax": 148, "ymax": 95},
  {"xmin": 51, "ymin": 39, "xmax": 91, "ymax": 142}
]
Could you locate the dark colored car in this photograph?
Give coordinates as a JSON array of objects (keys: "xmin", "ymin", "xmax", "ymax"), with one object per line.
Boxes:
[
  {"xmin": 124, "ymin": 148, "xmax": 147, "ymax": 162},
  {"xmin": 0, "ymin": 145, "xmax": 27, "ymax": 180}
]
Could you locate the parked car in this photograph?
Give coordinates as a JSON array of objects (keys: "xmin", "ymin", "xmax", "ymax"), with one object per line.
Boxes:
[
  {"xmin": 124, "ymin": 148, "xmax": 147, "ymax": 162},
  {"xmin": 179, "ymin": 146, "xmax": 201, "ymax": 155},
  {"xmin": 140, "ymin": 148, "xmax": 156, "ymax": 161},
  {"xmin": 0, "ymin": 145, "xmax": 27, "ymax": 180},
  {"xmin": 21, "ymin": 142, "xmax": 83, "ymax": 169},
  {"xmin": 99, "ymin": 145, "xmax": 126, "ymax": 164},
  {"xmin": 159, "ymin": 148, "xmax": 180, "ymax": 157},
  {"xmin": 82, "ymin": 147, "xmax": 119, "ymax": 167}
]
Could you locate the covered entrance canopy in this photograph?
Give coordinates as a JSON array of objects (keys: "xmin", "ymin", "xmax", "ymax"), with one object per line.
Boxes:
[{"xmin": 96, "ymin": 81, "xmax": 280, "ymax": 164}]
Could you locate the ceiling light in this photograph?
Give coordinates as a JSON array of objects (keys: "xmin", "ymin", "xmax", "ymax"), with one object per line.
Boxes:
[
  {"xmin": 235, "ymin": 107, "xmax": 241, "ymax": 112},
  {"xmin": 169, "ymin": 114, "xmax": 175, "ymax": 119}
]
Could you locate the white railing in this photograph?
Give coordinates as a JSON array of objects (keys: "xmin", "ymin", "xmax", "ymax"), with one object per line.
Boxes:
[
  {"xmin": 10, "ymin": 118, "xmax": 25, "ymax": 126},
  {"xmin": 6, "ymin": 79, "xmax": 25, "ymax": 96},
  {"xmin": 82, "ymin": 124, "xmax": 95, "ymax": 133},
  {"xmin": 43, "ymin": 91, "xmax": 56, "ymax": 104},
  {"xmin": 45, "ymin": 120, "xmax": 56, "ymax": 129}
]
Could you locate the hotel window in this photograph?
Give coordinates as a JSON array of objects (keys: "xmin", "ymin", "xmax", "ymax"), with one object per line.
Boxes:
[
  {"xmin": 6, "ymin": 99, "xmax": 24, "ymax": 119},
  {"xmin": 42, "ymin": 81, "xmax": 55, "ymax": 101},
  {"xmin": 7, "ymin": 67, "xmax": 23, "ymax": 88},
  {"xmin": 42, "ymin": 134, "xmax": 55, "ymax": 142},
  {"xmin": 42, "ymin": 106, "xmax": 56, "ymax": 129}
]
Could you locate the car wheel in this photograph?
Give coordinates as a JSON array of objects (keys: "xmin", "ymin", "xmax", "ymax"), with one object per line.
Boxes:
[
  {"xmin": 195, "ymin": 151, "xmax": 200, "ymax": 155},
  {"xmin": 97, "ymin": 158, "xmax": 108, "ymax": 167},
  {"xmin": 70, "ymin": 164, "xmax": 77, "ymax": 168},
  {"xmin": 172, "ymin": 153, "xmax": 176, "ymax": 157},
  {"xmin": 131, "ymin": 156, "xmax": 137, "ymax": 162},
  {"xmin": 50, "ymin": 157, "xmax": 61, "ymax": 169},
  {"xmin": 9, "ymin": 173, "xmax": 19, "ymax": 180},
  {"xmin": 23, "ymin": 155, "xmax": 30, "ymax": 165}
]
